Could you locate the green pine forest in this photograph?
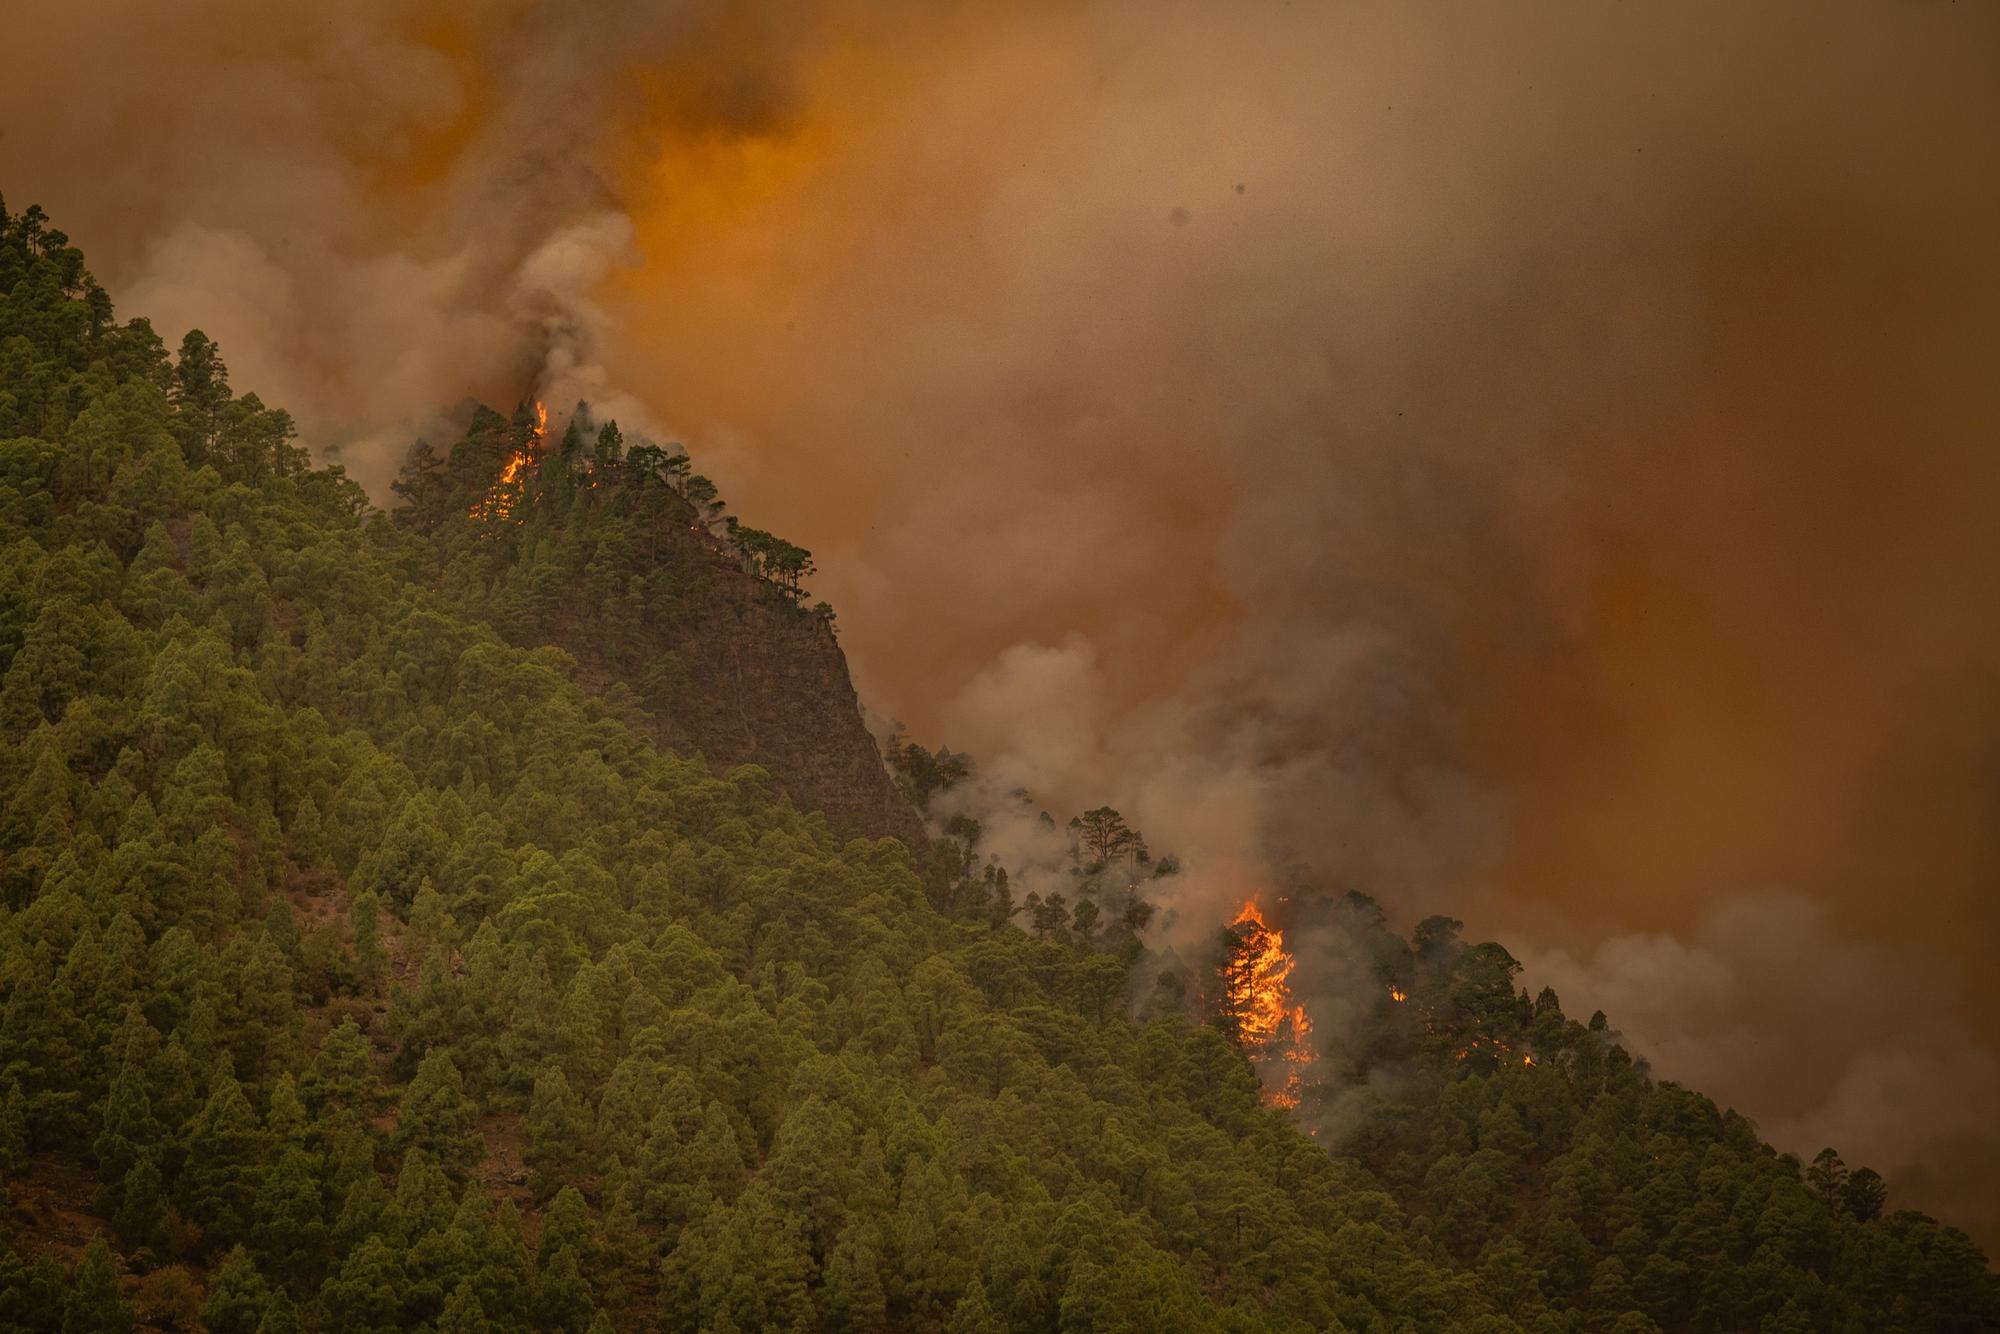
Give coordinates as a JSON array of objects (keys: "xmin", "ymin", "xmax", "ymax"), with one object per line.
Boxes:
[{"xmin": 1, "ymin": 197, "xmax": 1994, "ymax": 1332}]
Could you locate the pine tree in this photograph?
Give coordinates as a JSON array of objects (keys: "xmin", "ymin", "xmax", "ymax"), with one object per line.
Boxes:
[
  {"xmin": 482, "ymin": 1200, "xmax": 538, "ymax": 1326},
  {"xmin": 348, "ymin": 890, "xmax": 386, "ymax": 991},
  {"xmin": 198, "ymin": 1246, "xmax": 271, "ymax": 1334},
  {"xmin": 1, "ymin": 725, "xmax": 73, "ymax": 895},
  {"xmin": 593, "ymin": 422, "xmax": 623, "ymax": 470},
  {"xmin": 691, "ymin": 1100, "xmax": 746, "ymax": 1201},
  {"xmin": 3, "ymin": 965, "xmax": 85, "ymax": 1144},
  {"xmin": 538, "ymin": 1185, "xmax": 597, "ymax": 1269},
  {"xmin": 229, "ymin": 928, "xmax": 297, "ymax": 1076},
  {"xmin": 407, "ymin": 879, "xmax": 456, "ymax": 967},
  {"xmin": 821, "ymin": 1221, "xmax": 889, "ymax": 1332},
  {"xmin": 530, "ymin": 1243, "xmax": 596, "ymax": 1334},
  {"xmin": 286, "ymin": 792, "xmax": 327, "ymax": 871},
  {"xmin": 264, "ymin": 1072, "xmax": 307, "ymax": 1147},
  {"xmin": 182, "ymin": 1063, "xmax": 267, "ymax": 1249},
  {"xmin": 0, "ymin": 1079, "xmax": 27, "ymax": 1177},
  {"xmin": 396, "ymin": 1049, "xmax": 482, "ymax": 1180},
  {"xmin": 63, "ymin": 1237, "xmax": 131, "ymax": 1334},
  {"xmin": 1842, "ymin": 1166, "xmax": 1888, "ymax": 1222},
  {"xmin": 251, "ymin": 1144, "xmax": 328, "ymax": 1287},
  {"xmin": 388, "ymin": 1147, "xmax": 456, "ymax": 1243},
  {"xmin": 320, "ymin": 1234, "xmax": 406, "ymax": 1334},
  {"xmin": 300, "ymin": 1018, "xmax": 374, "ymax": 1118},
  {"xmin": 91, "ymin": 1025, "xmax": 162, "ymax": 1218},
  {"xmin": 313, "ymin": 1105, "xmax": 378, "ymax": 1203},
  {"xmin": 252, "ymin": 1291, "xmax": 299, "ymax": 1334},
  {"xmin": 0, "ymin": 1238, "xmax": 66, "ymax": 1334},
  {"xmin": 523, "ymin": 1066, "xmax": 588, "ymax": 1198},
  {"xmin": 109, "ymin": 1151, "xmax": 169, "ymax": 1255},
  {"xmin": 1808, "ymin": 1147, "xmax": 1848, "ymax": 1204},
  {"xmin": 595, "ymin": 1182, "xmax": 652, "ymax": 1312},
  {"xmin": 435, "ymin": 1281, "xmax": 486, "ymax": 1334},
  {"xmin": 947, "ymin": 1277, "xmax": 1005, "ymax": 1334},
  {"xmin": 593, "ymin": 1049, "xmax": 662, "ymax": 1171}
]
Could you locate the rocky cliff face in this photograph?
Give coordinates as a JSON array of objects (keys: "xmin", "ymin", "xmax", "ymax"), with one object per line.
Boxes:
[
  {"xmin": 427, "ymin": 414, "xmax": 925, "ymax": 845},
  {"xmin": 637, "ymin": 549, "xmax": 925, "ymax": 845}
]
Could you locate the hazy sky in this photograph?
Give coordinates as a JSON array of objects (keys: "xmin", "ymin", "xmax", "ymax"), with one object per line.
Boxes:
[{"xmin": 5, "ymin": 0, "xmax": 1997, "ymax": 1242}]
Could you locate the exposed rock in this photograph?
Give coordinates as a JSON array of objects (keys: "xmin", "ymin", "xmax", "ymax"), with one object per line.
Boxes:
[
  {"xmin": 419, "ymin": 408, "xmax": 924, "ymax": 844},
  {"xmin": 641, "ymin": 548, "xmax": 924, "ymax": 845}
]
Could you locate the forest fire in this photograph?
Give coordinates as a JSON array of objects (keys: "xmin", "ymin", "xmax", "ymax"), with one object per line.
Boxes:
[
  {"xmin": 1226, "ymin": 900, "xmax": 1318, "ymax": 1109},
  {"xmin": 469, "ymin": 399, "xmax": 546, "ymax": 521}
]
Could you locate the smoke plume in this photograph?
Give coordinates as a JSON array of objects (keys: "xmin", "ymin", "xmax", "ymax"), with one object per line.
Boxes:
[{"xmin": 6, "ymin": 0, "xmax": 1998, "ymax": 1242}]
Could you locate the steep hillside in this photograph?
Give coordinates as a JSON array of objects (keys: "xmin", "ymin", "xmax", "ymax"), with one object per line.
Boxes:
[
  {"xmin": 391, "ymin": 403, "xmax": 922, "ymax": 846},
  {"xmin": 1, "ymin": 197, "xmax": 1994, "ymax": 1333}
]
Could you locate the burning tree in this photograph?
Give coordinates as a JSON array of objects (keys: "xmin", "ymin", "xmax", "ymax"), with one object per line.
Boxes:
[
  {"xmin": 466, "ymin": 399, "xmax": 546, "ymax": 522},
  {"xmin": 1215, "ymin": 900, "xmax": 1316, "ymax": 1108}
]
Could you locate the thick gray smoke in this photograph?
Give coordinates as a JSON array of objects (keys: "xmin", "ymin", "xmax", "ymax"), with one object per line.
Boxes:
[{"xmin": 5, "ymin": 0, "xmax": 1998, "ymax": 1245}]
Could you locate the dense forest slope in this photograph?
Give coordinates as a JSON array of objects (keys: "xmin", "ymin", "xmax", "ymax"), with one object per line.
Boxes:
[{"xmin": 0, "ymin": 196, "xmax": 1994, "ymax": 1332}]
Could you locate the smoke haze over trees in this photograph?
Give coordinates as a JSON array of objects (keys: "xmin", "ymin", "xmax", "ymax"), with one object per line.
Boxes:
[
  {"xmin": 4, "ymin": 0, "xmax": 1998, "ymax": 1253},
  {"xmin": 5, "ymin": 70, "xmax": 2000, "ymax": 1326}
]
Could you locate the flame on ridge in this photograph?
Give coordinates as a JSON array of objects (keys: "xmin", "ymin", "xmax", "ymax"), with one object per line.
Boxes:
[
  {"xmin": 470, "ymin": 399, "xmax": 547, "ymax": 521},
  {"xmin": 1229, "ymin": 899, "xmax": 1317, "ymax": 1110}
]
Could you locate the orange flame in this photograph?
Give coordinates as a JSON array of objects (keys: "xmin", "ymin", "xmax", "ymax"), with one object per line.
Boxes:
[
  {"xmin": 470, "ymin": 399, "xmax": 546, "ymax": 521},
  {"xmin": 1228, "ymin": 901, "xmax": 1293, "ymax": 1045},
  {"xmin": 1228, "ymin": 900, "xmax": 1317, "ymax": 1109},
  {"xmin": 1388, "ymin": 985, "xmax": 1407, "ymax": 1003}
]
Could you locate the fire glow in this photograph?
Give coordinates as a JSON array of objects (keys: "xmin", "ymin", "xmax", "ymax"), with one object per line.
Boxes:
[
  {"xmin": 470, "ymin": 399, "xmax": 546, "ymax": 521},
  {"xmin": 1229, "ymin": 900, "xmax": 1317, "ymax": 1110}
]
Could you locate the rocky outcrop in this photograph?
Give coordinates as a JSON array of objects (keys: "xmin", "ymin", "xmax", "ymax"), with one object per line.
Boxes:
[
  {"xmin": 427, "ymin": 407, "xmax": 924, "ymax": 844},
  {"xmin": 645, "ymin": 553, "xmax": 924, "ymax": 844}
]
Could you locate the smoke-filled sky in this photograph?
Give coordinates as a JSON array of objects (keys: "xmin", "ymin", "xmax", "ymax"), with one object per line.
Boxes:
[{"xmin": 6, "ymin": 0, "xmax": 1998, "ymax": 1242}]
